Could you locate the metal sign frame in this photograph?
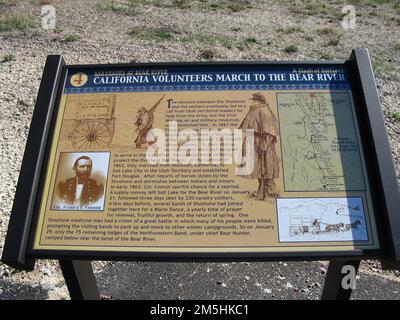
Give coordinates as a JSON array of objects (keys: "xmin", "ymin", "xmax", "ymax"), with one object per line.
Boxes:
[{"xmin": 2, "ymin": 49, "xmax": 400, "ymax": 276}]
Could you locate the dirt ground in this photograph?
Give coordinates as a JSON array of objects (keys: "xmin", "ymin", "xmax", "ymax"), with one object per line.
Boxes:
[{"xmin": 0, "ymin": 0, "xmax": 399, "ymax": 300}]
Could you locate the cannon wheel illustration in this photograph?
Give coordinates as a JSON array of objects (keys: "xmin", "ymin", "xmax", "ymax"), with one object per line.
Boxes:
[
  {"xmin": 62, "ymin": 94, "xmax": 116, "ymax": 150},
  {"xmin": 71, "ymin": 120, "xmax": 112, "ymax": 149}
]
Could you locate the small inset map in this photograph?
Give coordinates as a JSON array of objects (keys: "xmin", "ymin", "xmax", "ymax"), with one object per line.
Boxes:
[
  {"xmin": 277, "ymin": 92, "xmax": 365, "ymax": 191},
  {"xmin": 277, "ymin": 197, "xmax": 368, "ymax": 242}
]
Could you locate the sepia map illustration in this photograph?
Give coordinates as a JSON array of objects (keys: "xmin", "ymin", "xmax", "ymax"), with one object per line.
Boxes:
[
  {"xmin": 277, "ymin": 92, "xmax": 365, "ymax": 191},
  {"xmin": 277, "ymin": 197, "xmax": 368, "ymax": 242}
]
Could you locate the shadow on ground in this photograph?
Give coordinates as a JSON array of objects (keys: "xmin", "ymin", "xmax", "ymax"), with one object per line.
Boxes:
[{"xmin": 0, "ymin": 279, "xmax": 48, "ymax": 300}]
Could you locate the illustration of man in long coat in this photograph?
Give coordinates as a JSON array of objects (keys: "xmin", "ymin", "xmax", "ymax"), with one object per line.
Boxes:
[{"xmin": 239, "ymin": 92, "xmax": 279, "ymax": 200}]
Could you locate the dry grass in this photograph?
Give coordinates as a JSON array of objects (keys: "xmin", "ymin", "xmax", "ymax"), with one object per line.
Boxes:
[
  {"xmin": 0, "ymin": 0, "xmax": 17, "ymax": 7},
  {"xmin": 39, "ymin": 0, "xmax": 53, "ymax": 5},
  {"xmin": 62, "ymin": 34, "xmax": 80, "ymax": 42},
  {"xmin": 0, "ymin": 53, "xmax": 14, "ymax": 63},
  {"xmin": 316, "ymin": 28, "xmax": 339, "ymax": 37},
  {"xmin": 198, "ymin": 49, "xmax": 215, "ymax": 60},
  {"xmin": 128, "ymin": 26, "xmax": 178, "ymax": 41},
  {"xmin": 277, "ymin": 26, "xmax": 304, "ymax": 34},
  {"xmin": 98, "ymin": 0, "xmax": 137, "ymax": 15},
  {"xmin": 0, "ymin": 13, "xmax": 31, "ymax": 32}
]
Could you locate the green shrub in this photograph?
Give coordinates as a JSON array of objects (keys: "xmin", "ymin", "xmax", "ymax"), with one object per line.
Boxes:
[{"xmin": 284, "ymin": 45, "xmax": 298, "ymax": 53}]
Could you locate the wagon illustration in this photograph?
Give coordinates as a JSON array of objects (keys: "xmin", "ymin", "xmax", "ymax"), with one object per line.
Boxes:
[
  {"xmin": 288, "ymin": 213, "xmax": 321, "ymax": 236},
  {"xmin": 63, "ymin": 94, "xmax": 116, "ymax": 150},
  {"xmin": 287, "ymin": 212, "xmax": 358, "ymax": 237}
]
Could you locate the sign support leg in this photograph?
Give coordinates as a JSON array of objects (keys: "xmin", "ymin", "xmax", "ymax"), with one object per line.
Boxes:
[
  {"xmin": 59, "ymin": 260, "xmax": 100, "ymax": 300},
  {"xmin": 321, "ymin": 259, "xmax": 360, "ymax": 300}
]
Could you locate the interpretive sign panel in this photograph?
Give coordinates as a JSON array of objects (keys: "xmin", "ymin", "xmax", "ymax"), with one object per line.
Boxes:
[
  {"xmin": 31, "ymin": 62, "xmax": 380, "ymax": 255},
  {"xmin": 3, "ymin": 50, "xmax": 400, "ymax": 269}
]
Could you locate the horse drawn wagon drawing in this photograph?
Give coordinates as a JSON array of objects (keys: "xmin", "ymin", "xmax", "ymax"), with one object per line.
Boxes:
[
  {"xmin": 277, "ymin": 198, "xmax": 369, "ymax": 242},
  {"xmin": 288, "ymin": 213, "xmax": 321, "ymax": 236},
  {"xmin": 288, "ymin": 213, "xmax": 361, "ymax": 237},
  {"xmin": 62, "ymin": 94, "xmax": 116, "ymax": 150}
]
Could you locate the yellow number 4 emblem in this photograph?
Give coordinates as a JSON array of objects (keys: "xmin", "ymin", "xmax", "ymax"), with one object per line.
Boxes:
[{"xmin": 70, "ymin": 72, "xmax": 88, "ymax": 87}]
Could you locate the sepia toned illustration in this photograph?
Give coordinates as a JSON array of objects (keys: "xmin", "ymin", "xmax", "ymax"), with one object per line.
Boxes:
[
  {"xmin": 51, "ymin": 152, "xmax": 109, "ymax": 211},
  {"xmin": 239, "ymin": 92, "xmax": 280, "ymax": 201},
  {"xmin": 134, "ymin": 94, "xmax": 165, "ymax": 148},
  {"xmin": 63, "ymin": 94, "xmax": 116, "ymax": 149}
]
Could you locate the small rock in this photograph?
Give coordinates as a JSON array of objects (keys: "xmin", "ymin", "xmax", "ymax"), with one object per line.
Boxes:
[
  {"xmin": 42, "ymin": 268, "xmax": 51, "ymax": 276},
  {"xmin": 264, "ymin": 288, "xmax": 271, "ymax": 294},
  {"xmin": 285, "ymin": 282, "xmax": 293, "ymax": 289}
]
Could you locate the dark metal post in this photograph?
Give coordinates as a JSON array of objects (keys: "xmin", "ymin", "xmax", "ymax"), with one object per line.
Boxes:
[
  {"xmin": 349, "ymin": 48, "xmax": 400, "ymax": 265},
  {"xmin": 321, "ymin": 259, "xmax": 360, "ymax": 300},
  {"xmin": 1, "ymin": 55, "xmax": 65, "ymax": 270},
  {"xmin": 59, "ymin": 260, "xmax": 101, "ymax": 300}
]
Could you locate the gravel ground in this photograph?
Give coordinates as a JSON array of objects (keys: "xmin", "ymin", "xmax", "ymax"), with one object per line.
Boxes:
[{"xmin": 0, "ymin": 0, "xmax": 399, "ymax": 300}]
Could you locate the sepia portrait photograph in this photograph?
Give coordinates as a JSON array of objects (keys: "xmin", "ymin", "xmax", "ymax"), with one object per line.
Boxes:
[{"xmin": 51, "ymin": 152, "xmax": 110, "ymax": 211}]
